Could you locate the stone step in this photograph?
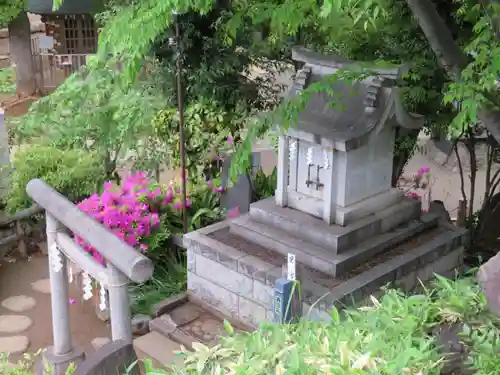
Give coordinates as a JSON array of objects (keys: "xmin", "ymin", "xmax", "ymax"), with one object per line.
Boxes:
[
  {"xmin": 133, "ymin": 331, "xmax": 184, "ymax": 370},
  {"xmin": 248, "ymin": 196, "xmax": 422, "ymax": 253},
  {"xmin": 230, "ymin": 212, "xmax": 439, "ymax": 277},
  {"xmin": 296, "ymin": 227, "xmax": 467, "ymax": 311},
  {"xmin": 149, "ymin": 314, "xmax": 198, "ymax": 351}
]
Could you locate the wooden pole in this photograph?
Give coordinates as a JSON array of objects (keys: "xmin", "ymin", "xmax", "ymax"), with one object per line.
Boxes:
[{"xmin": 175, "ymin": 14, "xmax": 188, "ymax": 234}]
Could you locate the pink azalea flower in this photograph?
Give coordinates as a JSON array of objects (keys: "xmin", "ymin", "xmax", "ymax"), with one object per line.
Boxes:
[
  {"xmin": 74, "ymin": 173, "xmax": 171, "ymax": 260},
  {"xmin": 407, "ymin": 192, "xmax": 421, "ymax": 201},
  {"xmin": 417, "ymin": 167, "xmax": 431, "ymax": 176},
  {"xmin": 227, "ymin": 206, "xmax": 240, "ymax": 218}
]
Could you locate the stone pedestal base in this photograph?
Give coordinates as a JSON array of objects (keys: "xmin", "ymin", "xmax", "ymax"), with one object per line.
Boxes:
[
  {"xmin": 333, "ymin": 188, "xmax": 404, "ymax": 226},
  {"xmin": 37, "ymin": 345, "xmax": 86, "ymax": 375},
  {"xmin": 183, "ymin": 197, "xmax": 467, "ymax": 327},
  {"xmin": 284, "ymin": 188, "xmax": 405, "ymax": 226}
]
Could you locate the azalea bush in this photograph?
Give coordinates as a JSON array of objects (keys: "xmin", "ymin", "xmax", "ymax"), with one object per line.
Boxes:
[
  {"xmin": 74, "ymin": 173, "xmax": 190, "ymax": 265},
  {"xmin": 73, "ymin": 172, "xmax": 229, "ymax": 315}
]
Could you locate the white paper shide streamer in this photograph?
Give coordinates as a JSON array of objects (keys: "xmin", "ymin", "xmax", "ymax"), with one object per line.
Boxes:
[
  {"xmin": 306, "ymin": 147, "xmax": 314, "ymax": 165},
  {"xmin": 323, "ymin": 149, "xmax": 330, "ymax": 170},
  {"xmin": 289, "ymin": 139, "xmax": 297, "ymax": 161},
  {"xmin": 49, "ymin": 243, "xmax": 63, "ymax": 273},
  {"xmin": 82, "ymin": 272, "xmax": 93, "ymax": 301},
  {"xmin": 68, "ymin": 261, "xmax": 73, "ymax": 283},
  {"xmin": 99, "ymin": 283, "xmax": 107, "ymax": 311}
]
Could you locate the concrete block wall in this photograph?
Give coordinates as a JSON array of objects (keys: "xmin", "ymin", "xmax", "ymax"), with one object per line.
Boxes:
[
  {"xmin": 187, "ymin": 251, "xmax": 276, "ymax": 328},
  {"xmin": 184, "ymin": 223, "xmax": 283, "ymax": 328}
]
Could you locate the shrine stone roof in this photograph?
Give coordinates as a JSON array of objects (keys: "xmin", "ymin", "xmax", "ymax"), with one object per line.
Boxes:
[{"xmin": 286, "ymin": 47, "xmax": 424, "ymax": 151}]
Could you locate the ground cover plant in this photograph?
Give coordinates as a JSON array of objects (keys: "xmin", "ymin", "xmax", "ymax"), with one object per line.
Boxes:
[
  {"xmin": 0, "ymin": 67, "xmax": 16, "ymax": 94},
  {"xmin": 165, "ymin": 275, "xmax": 499, "ymax": 375},
  {"xmin": 2, "ymin": 276, "xmax": 498, "ymax": 374}
]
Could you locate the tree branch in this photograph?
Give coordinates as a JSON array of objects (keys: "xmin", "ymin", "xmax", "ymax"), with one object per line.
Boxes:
[
  {"xmin": 406, "ymin": 0, "xmax": 500, "ymax": 146},
  {"xmin": 405, "ymin": 0, "xmax": 468, "ymax": 78}
]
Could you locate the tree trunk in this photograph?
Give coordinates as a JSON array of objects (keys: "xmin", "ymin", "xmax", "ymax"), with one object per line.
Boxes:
[
  {"xmin": 391, "ymin": 128, "xmax": 420, "ymax": 187},
  {"xmin": 8, "ymin": 12, "xmax": 35, "ymax": 97},
  {"xmin": 405, "ymin": 0, "xmax": 500, "ymax": 145}
]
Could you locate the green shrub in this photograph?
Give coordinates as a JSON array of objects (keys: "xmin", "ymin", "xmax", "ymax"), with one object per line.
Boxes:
[
  {"xmin": 168, "ymin": 276, "xmax": 500, "ymax": 375},
  {"xmin": 6, "ymin": 145, "xmax": 106, "ymax": 213},
  {"xmin": 2, "ymin": 277, "xmax": 499, "ymax": 374},
  {"xmin": 0, "ymin": 67, "xmax": 15, "ymax": 94},
  {"xmin": 150, "ymin": 100, "xmax": 245, "ymax": 181},
  {"xmin": 16, "ymin": 62, "xmax": 165, "ymax": 182},
  {"xmin": 251, "ymin": 166, "xmax": 277, "ymax": 201}
]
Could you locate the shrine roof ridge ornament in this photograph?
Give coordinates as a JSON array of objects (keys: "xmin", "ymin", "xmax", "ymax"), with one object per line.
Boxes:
[{"xmin": 285, "ymin": 47, "xmax": 423, "ymax": 151}]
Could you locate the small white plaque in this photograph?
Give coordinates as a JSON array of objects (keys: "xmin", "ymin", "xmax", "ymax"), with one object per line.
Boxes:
[
  {"xmin": 287, "ymin": 253, "xmax": 296, "ymax": 281},
  {"xmin": 38, "ymin": 35, "xmax": 54, "ymax": 51}
]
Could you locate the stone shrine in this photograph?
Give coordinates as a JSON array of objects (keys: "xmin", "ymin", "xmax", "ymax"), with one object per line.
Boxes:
[{"xmin": 183, "ymin": 47, "xmax": 467, "ymax": 327}]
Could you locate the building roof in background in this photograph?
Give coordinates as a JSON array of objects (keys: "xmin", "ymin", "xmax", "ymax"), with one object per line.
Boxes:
[{"xmin": 27, "ymin": 0, "xmax": 104, "ymax": 15}]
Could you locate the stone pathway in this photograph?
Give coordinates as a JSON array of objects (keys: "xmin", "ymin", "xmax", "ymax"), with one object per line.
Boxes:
[{"xmin": 0, "ymin": 253, "xmax": 110, "ymax": 366}]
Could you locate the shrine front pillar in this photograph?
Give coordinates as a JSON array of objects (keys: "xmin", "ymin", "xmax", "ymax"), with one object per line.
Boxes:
[
  {"xmin": 322, "ymin": 149, "xmax": 336, "ymax": 225},
  {"xmin": 275, "ymin": 135, "xmax": 290, "ymax": 207}
]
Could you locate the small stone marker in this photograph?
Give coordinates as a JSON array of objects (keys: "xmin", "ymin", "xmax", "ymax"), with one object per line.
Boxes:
[
  {"xmin": 274, "ymin": 253, "xmax": 301, "ymax": 324},
  {"xmin": 220, "ymin": 152, "xmax": 264, "ymax": 215}
]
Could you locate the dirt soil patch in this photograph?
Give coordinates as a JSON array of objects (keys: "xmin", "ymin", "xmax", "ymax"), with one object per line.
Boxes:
[
  {"xmin": 1, "ymin": 95, "xmax": 39, "ymax": 116},
  {"xmin": 0, "ymin": 253, "xmax": 110, "ymax": 363}
]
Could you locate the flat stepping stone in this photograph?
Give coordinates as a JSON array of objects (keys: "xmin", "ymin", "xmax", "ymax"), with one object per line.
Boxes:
[
  {"xmin": 1, "ymin": 295, "xmax": 37, "ymax": 312},
  {"xmin": 0, "ymin": 335, "xmax": 30, "ymax": 354},
  {"xmin": 31, "ymin": 279, "xmax": 51, "ymax": 294},
  {"xmin": 0, "ymin": 315, "xmax": 33, "ymax": 333}
]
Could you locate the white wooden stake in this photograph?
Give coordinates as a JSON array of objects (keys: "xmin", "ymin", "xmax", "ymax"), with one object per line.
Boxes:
[{"xmin": 287, "ymin": 253, "xmax": 296, "ymax": 281}]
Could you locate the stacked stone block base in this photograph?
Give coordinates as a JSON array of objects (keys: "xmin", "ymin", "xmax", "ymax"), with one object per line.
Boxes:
[
  {"xmin": 186, "ymin": 224, "xmax": 279, "ymax": 328},
  {"xmin": 184, "ymin": 196, "xmax": 467, "ymax": 327}
]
